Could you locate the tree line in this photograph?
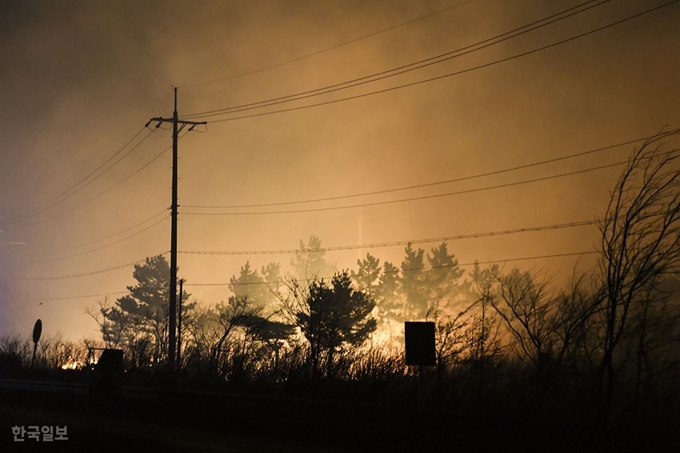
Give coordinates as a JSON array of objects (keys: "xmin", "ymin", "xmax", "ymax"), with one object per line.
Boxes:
[{"xmin": 2, "ymin": 130, "xmax": 679, "ymax": 429}]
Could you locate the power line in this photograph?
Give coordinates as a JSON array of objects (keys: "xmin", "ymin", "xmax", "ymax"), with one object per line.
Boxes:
[
  {"xmin": 31, "ymin": 291, "xmax": 130, "ymax": 304},
  {"xmin": 20, "ymin": 215, "xmax": 614, "ymax": 281},
  {"xmin": 31, "ymin": 209, "xmax": 170, "ymax": 255},
  {"xmin": 32, "ymin": 250, "xmax": 598, "ymax": 299},
  {"xmin": 178, "ymin": 218, "xmax": 600, "ymax": 256},
  {"xmin": 184, "ymin": 143, "xmax": 680, "ymax": 216},
  {"xmin": 4, "ymin": 129, "xmax": 153, "ymax": 226},
  {"xmin": 184, "ymin": 0, "xmax": 608, "ymax": 119},
  {"xmin": 185, "ymin": 250, "xmax": 600, "ymax": 287},
  {"xmin": 16, "ymin": 252, "xmax": 169, "ymax": 281},
  {"xmin": 179, "ymin": 0, "xmax": 478, "ymax": 89},
  {"xmin": 19, "ymin": 211, "xmax": 613, "ymax": 282},
  {"xmin": 201, "ymin": 1, "xmax": 678, "ymax": 124},
  {"xmin": 7, "ymin": 132, "xmax": 157, "ymax": 228},
  {"xmin": 32, "ymin": 214, "xmax": 170, "ymax": 263},
  {"xmin": 184, "ymin": 134, "xmax": 656, "ymax": 210},
  {"xmin": 182, "ymin": 160, "xmax": 627, "ymax": 216},
  {"xmin": 3, "ymin": 89, "xmax": 174, "ymax": 229},
  {"xmin": 11, "ymin": 134, "xmax": 185, "ymax": 229}
]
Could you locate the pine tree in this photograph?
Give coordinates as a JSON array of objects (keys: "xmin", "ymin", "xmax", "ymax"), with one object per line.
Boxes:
[
  {"xmin": 229, "ymin": 261, "xmax": 280, "ymax": 311},
  {"xmin": 97, "ymin": 255, "xmax": 191, "ymax": 366},
  {"xmin": 400, "ymin": 243, "xmax": 428, "ymax": 320},
  {"xmin": 290, "ymin": 235, "xmax": 336, "ymax": 280},
  {"xmin": 295, "ymin": 271, "xmax": 377, "ymax": 378}
]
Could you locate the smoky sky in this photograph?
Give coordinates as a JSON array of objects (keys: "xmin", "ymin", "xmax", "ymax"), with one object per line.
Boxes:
[{"xmin": 1, "ymin": 0, "xmax": 679, "ymax": 340}]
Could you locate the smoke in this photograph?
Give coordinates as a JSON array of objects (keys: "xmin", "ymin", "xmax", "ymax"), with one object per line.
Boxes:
[{"xmin": 0, "ymin": 0, "xmax": 678, "ymax": 340}]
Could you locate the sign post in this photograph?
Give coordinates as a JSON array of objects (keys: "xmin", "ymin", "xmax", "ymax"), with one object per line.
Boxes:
[
  {"xmin": 31, "ymin": 319, "xmax": 42, "ymax": 369},
  {"xmin": 404, "ymin": 321, "xmax": 436, "ymax": 409}
]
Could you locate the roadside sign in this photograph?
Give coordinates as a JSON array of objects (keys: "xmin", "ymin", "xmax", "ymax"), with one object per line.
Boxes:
[
  {"xmin": 404, "ymin": 321, "xmax": 436, "ymax": 366},
  {"xmin": 32, "ymin": 319, "xmax": 42, "ymax": 344}
]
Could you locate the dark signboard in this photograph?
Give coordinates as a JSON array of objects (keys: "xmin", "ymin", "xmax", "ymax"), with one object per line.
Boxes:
[
  {"xmin": 32, "ymin": 319, "xmax": 42, "ymax": 344},
  {"xmin": 404, "ymin": 321, "xmax": 436, "ymax": 366}
]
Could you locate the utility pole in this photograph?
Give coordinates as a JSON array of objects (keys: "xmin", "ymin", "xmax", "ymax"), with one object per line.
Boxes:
[
  {"xmin": 177, "ymin": 278, "xmax": 185, "ymax": 373},
  {"xmin": 145, "ymin": 88, "xmax": 205, "ymax": 372}
]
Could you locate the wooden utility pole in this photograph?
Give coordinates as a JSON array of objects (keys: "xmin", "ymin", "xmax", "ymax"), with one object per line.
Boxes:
[
  {"xmin": 177, "ymin": 278, "xmax": 185, "ymax": 373},
  {"xmin": 145, "ymin": 88, "xmax": 205, "ymax": 371}
]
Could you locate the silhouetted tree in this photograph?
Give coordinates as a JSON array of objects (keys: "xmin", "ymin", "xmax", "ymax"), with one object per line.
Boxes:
[
  {"xmin": 282, "ymin": 271, "xmax": 377, "ymax": 378},
  {"xmin": 489, "ymin": 267, "xmax": 561, "ymax": 378},
  {"xmin": 351, "ymin": 253, "xmax": 381, "ymax": 295},
  {"xmin": 375, "ymin": 261, "xmax": 402, "ymax": 324},
  {"xmin": 465, "ymin": 264, "xmax": 503, "ymax": 377},
  {"xmin": 597, "ymin": 130, "xmax": 680, "ymax": 412},
  {"xmin": 86, "ymin": 296, "xmax": 125, "ymax": 349},
  {"xmin": 290, "ymin": 235, "xmax": 336, "ymax": 280},
  {"xmin": 432, "ymin": 306, "xmax": 470, "ymax": 373},
  {"xmin": 399, "ymin": 243, "xmax": 469, "ymax": 320},
  {"xmin": 249, "ymin": 316, "xmax": 297, "ymax": 372},
  {"xmin": 209, "ymin": 295, "xmax": 296, "ymax": 379},
  {"xmin": 400, "ymin": 243, "xmax": 428, "ymax": 320},
  {"xmin": 352, "ymin": 254, "xmax": 403, "ymax": 342},
  {"xmin": 211, "ymin": 296, "xmax": 256, "ymax": 376},
  {"xmin": 180, "ymin": 304, "xmax": 224, "ymax": 374},
  {"xmin": 548, "ymin": 271, "xmax": 600, "ymax": 377},
  {"xmin": 623, "ymin": 278, "xmax": 680, "ymax": 417},
  {"xmin": 425, "ymin": 242, "xmax": 470, "ymax": 312},
  {"xmin": 88, "ymin": 255, "xmax": 192, "ymax": 367},
  {"xmin": 229, "ymin": 261, "xmax": 281, "ymax": 312}
]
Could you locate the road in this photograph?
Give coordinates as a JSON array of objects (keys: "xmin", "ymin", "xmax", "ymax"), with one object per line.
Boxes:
[{"xmin": 1, "ymin": 377, "xmax": 677, "ymax": 452}]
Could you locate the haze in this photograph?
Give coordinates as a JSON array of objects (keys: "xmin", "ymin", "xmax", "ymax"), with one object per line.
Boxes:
[{"xmin": 1, "ymin": 0, "xmax": 679, "ymax": 341}]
